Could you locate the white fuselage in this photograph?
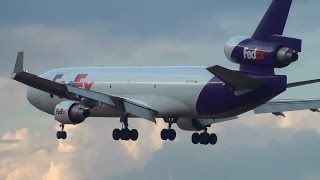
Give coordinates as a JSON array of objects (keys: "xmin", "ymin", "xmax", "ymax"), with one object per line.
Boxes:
[{"xmin": 27, "ymin": 66, "xmax": 219, "ymax": 119}]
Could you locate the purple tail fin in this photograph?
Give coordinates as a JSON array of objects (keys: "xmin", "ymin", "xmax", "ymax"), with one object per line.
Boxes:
[
  {"xmin": 252, "ymin": 0, "xmax": 292, "ymax": 41},
  {"xmin": 239, "ymin": 0, "xmax": 301, "ymax": 74}
]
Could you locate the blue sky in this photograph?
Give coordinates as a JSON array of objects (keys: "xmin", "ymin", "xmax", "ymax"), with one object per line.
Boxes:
[{"xmin": 1, "ymin": 0, "xmax": 320, "ymax": 179}]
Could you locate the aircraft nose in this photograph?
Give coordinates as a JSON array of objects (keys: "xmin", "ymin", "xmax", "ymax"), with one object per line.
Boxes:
[{"xmin": 26, "ymin": 87, "xmax": 38, "ymax": 106}]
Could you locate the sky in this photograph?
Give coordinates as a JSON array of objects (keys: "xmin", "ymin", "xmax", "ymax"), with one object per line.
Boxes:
[{"xmin": 1, "ymin": 0, "xmax": 320, "ymax": 179}]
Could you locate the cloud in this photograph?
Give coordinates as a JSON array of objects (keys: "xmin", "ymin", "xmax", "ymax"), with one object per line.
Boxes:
[
  {"xmin": 112, "ymin": 125, "xmax": 320, "ymax": 180},
  {"xmin": 0, "ymin": 117, "xmax": 168, "ymax": 179}
]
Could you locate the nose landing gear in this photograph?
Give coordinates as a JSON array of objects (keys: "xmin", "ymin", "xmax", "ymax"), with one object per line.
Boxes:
[{"xmin": 56, "ymin": 124, "xmax": 67, "ymax": 140}]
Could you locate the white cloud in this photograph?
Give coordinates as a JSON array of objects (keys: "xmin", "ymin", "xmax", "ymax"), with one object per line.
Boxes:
[{"xmin": 0, "ymin": 118, "xmax": 169, "ymax": 179}]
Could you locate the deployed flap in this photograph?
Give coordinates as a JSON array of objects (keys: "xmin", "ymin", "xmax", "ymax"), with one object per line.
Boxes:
[
  {"xmin": 67, "ymin": 86, "xmax": 115, "ymax": 106},
  {"xmin": 124, "ymin": 101, "xmax": 156, "ymax": 123},
  {"xmin": 207, "ymin": 65, "xmax": 264, "ymax": 91},
  {"xmin": 254, "ymin": 99, "xmax": 320, "ymax": 114}
]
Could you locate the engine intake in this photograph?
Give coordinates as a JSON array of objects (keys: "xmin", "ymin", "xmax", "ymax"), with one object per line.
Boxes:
[{"xmin": 54, "ymin": 101, "xmax": 90, "ymax": 124}]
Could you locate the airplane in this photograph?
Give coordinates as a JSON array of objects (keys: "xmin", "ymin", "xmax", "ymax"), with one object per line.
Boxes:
[{"xmin": 11, "ymin": 0, "xmax": 320, "ymax": 145}]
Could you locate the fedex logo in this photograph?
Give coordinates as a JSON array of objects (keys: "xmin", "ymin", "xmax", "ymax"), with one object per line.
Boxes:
[
  {"xmin": 71, "ymin": 74, "xmax": 94, "ymax": 90},
  {"xmin": 243, "ymin": 47, "xmax": 265, "ymax": 60},
  {"xmin": 53, "ymin": 74, "xmax": 94, "ymax": 90},
  {"xmin": 56, "ymin": 108, "xmax": 66, "ymax": 115}
]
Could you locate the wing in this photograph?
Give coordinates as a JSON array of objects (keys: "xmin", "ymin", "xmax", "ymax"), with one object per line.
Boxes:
[
  {"xmin": 11, "ymin": 52, "xmax": 157, "ymax": 123},
  {"xmin": 254, "ymin": 99, "xmax": 320, "ymax": 117}
]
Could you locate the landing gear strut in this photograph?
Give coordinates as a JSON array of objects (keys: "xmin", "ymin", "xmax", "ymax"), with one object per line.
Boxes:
[
  {"xmin": 112, "ymin": 112, "xmax": 139, "ymax": 141},
  {"xmin": 191, "ymin": 128, "xmax": 217, "ymax": 145},
  {"xmin": 161, "ymin": 118, "xmax": 177, "ymax": 141},
  {"xmin": 56, "ymin": 124, "xmax": 67, "ymax": 140}
]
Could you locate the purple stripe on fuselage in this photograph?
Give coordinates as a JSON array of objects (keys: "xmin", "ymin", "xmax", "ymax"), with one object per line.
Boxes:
[{"xmin": 196, "ymin": 74, "xmax": 287, "ymax": 116}]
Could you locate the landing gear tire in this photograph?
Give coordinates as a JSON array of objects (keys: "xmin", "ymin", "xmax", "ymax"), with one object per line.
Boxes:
[
  {"xmin": 168, "ymin": 129, "xmax": 176, "ymax": 141},
  {"xmin": 120, "ymin": 128, "xmax": 131, "ymax": 141},
  {"xmin": 61, "ymin": 131, "xmax": 67, "ymax": 139},
  {"xmin": 112, "ymin": 128, "xmax": 121, "ymax": 140},
  {"xmin": 192, "ymin": 133, "xmax": 200, "ymax": 144},
  {"xmin": 56, "ymin": 131, "xmax": 67, "ymax": 140},
  {"xmin": 199, "ymin": 132, "xmax": 209, "ymax": 145},
  {"xmin": 161, "ymin": 129, "xmax": 168, "ymax": 140},
  {"xmin": 209, "ymin": 133, "xmax": 217, "ymax": 145},
  {"xmin": 56, "ymin": 131, "xmax": 61, "ymax": 139},
  {"xmin": 130, "ymin": 129, "xmax": 139, "ymax": 141}
]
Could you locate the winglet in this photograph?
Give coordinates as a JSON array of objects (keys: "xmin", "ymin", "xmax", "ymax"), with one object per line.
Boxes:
[{"xmin": 13, "ymin": 51, "xmax": 24, "ymax": 74}]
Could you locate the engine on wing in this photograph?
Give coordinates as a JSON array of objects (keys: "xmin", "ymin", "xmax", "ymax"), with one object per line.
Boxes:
[
  {"xmin": 224, "ymin": 36, "xmax": 299, "ymax": 68},
  {"xmin": 176, "ymin": 118, "xmax": 212, "ymax": 131},
  {"xmin": 54, "ymin": 101, "xmax": 90, "ymax": 124}
]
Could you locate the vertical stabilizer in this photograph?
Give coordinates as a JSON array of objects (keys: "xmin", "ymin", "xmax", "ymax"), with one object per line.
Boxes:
[{"xmin": 252, "ymin": 0, "xmax": 292, "ymax": 41}]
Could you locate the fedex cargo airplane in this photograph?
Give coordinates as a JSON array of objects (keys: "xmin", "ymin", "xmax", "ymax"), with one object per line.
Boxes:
[{"xmin": 12, "ymin": 0, "xmax": 320, "ymax": 145}]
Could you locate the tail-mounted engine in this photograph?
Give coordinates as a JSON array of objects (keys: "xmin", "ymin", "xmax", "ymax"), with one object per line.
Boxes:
[
  {"xmin": 54, "ymin": 101, "xmax": 90, "ymax": 124},
  {"xmin": 224, "ymin": 36, "xmax": 300, "ymax": 69}
]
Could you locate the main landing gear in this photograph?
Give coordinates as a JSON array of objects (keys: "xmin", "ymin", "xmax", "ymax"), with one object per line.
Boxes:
[
  {"xmin": 191, "ymin": 128, "xmax": 217, "ymax": 145},
  {"xmin": 112, "ymin": 112, "xmax": 139, "ymax": 141},
  {"xmin": 161, "ymin": 118, "xmax": 177, "ymax": 141},
  {"xmin": 56, "ymin": 124, "xmax": 67, "ymax": 140}
]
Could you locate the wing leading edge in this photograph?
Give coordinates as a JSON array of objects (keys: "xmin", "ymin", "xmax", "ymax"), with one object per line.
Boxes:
[{"xmin": 11, "ymin": 52, "xmax": 157, "ymax": 123}]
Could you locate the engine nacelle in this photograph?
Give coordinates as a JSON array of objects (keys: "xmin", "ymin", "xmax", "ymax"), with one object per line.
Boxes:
[
  {"xmin": 176, "ymin": 118, "xmax": 214, "ymax": 131},
  {"xmin": 54, "ymin": 101, "xmax": 90, "ymax": 124},
  {"xmin": 224, "ymin": 36, "xmax": 299, "ymax": 68}
]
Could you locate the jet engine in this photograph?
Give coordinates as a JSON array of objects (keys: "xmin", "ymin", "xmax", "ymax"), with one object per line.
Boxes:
[
  {"xmin": 54, "ymin": 101, "xmax": 90, "ymax": 124},
  {"xmin": 176, "ymin": 118, "xmax": 214, "ymax": 131},
  {"xmin": 224, "ymin": 36, "xmax": 299, "ymax": 68}
]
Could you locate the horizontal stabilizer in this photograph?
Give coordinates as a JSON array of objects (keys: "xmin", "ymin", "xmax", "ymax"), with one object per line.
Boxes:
[
  {"xmin": 254, "ymin": 99, "xmax": 320, "ymax": 114},
  {"xmin": 287, "ymin": 79, "xmax": 320, "ymax": 88},
  {"xmin": 207, "ymin": 65, "xmax": 264, "ymax": 91}
]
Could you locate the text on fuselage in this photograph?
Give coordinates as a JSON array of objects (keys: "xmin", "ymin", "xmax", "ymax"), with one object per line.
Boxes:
[{"xmin": 53, "ymin": 74, "xmax": 94, "ymax": 90}]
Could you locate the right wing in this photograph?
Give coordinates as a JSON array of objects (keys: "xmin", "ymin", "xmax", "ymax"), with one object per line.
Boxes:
[{"xmin": 11, "ymin": 52, "xmax": 157, "ymax": 123}]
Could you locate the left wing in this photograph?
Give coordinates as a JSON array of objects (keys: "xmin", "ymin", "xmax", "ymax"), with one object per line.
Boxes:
[
  {"xmin": 11, "ymin": 52, "xmax": 157, "ymax": 122},
  {"xmin": 254, "ymin": 99, "xmax": 320, "ymax": 116}
]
